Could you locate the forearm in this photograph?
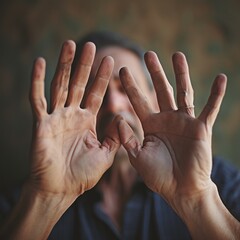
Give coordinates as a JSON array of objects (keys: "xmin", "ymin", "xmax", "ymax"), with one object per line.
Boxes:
[
  {"xmin": 174, "ymin": 183, "xmax": 240, "ymax": 240},
  {"xmin": 0, "ymin": 182, "xmax": 76, "ymax": 240}
]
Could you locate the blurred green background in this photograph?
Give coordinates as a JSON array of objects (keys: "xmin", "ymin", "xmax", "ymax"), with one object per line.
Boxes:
[{"xmin": 0, "ymin": 0, "xmax": 240, "ymax": 190}]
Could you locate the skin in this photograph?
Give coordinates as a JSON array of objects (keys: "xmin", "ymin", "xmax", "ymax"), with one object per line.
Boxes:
[
  {"xmin": 0, "ymin": 40, "xmax": 240, "ymax": 239},
  {"xmin": 91, "ymin": 46, "xmax": 154, "ymax": 142},
  {"xmin": 29, "ymin": 41, "xmax": 122, "ymax": 198},
  {"xmin": 119, "ymin": 50, "xmax": 217, "ymax": 201},
  {"xmin": 0, "ymin": 41, "xmax": 122, "ymax": 239},
  {"xmin": 119, "ymin": 51, "xmax": 240, "ymax": 239},
  {"xmin": 89, "ymin": 46, "xmax": 157, "ymax": 228}
]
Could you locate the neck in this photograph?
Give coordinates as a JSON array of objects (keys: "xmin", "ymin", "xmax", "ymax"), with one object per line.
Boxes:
[{"xmin": 98, "ymin": 155, "xmax": 138, "ymax": 230}]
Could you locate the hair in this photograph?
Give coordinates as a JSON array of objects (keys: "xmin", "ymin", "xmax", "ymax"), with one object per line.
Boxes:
[{"xmin": 71, "ymin": 30, "xmax": 152, "ymax": 89}]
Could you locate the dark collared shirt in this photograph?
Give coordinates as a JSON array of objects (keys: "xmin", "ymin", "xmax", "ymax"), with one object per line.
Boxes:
[{"xmin": 1, "ymin": 157, "xmax": 240, "ymax": 239}]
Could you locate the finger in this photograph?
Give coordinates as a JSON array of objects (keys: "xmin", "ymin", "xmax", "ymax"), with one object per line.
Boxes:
[
  {"xmin": 101, "ymin": 115, "xmax": 122, "ymax": 161},
  {"xmin": 144, "ymin": 51, "xmax": 176, "ymax": 111},
  {"xmin": 118, "ymin": 119, "xmax": 141, "ymax": 160},
  {"xmin": 85, "ymin": 56, "xmax": 114, "ymax": 115},
  {"xmin": 30, "ymin": 57, "xmax": 47, "ymax": 119},
  {"xmin": 198, "ymin": 74, "xmax": 227, "ymax": 127},
  {"xmin": 50, "ymin": 40, "xmax": 76, "ymax": 112},
  {"xmin": 66, "ymin": 42, "xmax": 96, "ymax": 107},
  {"xmin": 119, "ymin": 67, "xmax": 152, "ymax": 122},
  {"xmin": 173, "ymin": 52, "xmax": 195, "ymax": 117}
]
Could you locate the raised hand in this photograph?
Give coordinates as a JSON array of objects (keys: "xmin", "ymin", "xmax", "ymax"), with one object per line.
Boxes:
[
  {"xmin": 119, "ymin": 51, "xmax": 227, "ymax": 208},
  {"xmin": 29, "ymin": 40, "xmax": 120, "ymax": 200}
]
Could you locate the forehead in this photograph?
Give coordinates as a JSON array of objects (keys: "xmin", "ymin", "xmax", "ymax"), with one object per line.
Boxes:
[{"xmin": 92, "ymin": 46, "xmax": 149, "ymax": 90}]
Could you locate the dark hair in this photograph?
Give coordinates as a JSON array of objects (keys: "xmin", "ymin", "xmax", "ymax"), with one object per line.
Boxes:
[
  {"xmin": 71, "ymin": 30, "xmax": 152, "ymax": 89},
  {"xmin": 75, "ymin": 30, "xmax": 144, "ymax": 60}
]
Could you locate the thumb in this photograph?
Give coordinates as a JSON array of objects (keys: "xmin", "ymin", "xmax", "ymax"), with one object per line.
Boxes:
[
  {"xmin": 101, "ymin": 115, "xmax": 122, "ymax": 160},
  {"xmin": 118, "ymin": 119, "xmax": 141, "ymax": 161}
]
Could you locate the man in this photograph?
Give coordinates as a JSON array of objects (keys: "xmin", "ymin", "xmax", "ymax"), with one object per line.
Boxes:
[{"xmin": 0, "ymin": 31, "xmax": 240, "ymax": 239}]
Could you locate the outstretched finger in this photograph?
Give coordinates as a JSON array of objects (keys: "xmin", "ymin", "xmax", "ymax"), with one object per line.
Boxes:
[
  {"xmin": 66, "ymin": 42, "xmax": 96, "ymax": 107},
  {"xmin": 50, "ymin": 40, "xmax": 76, "ymax": 112},
  {"xmin": 144, "ymin": 51, "xmax": 176, "ymax": 112},
  {"xmin": 173, "ymin": 52, "xmax": 195, "ymax": 117},
  {"xmin": 30, "ymin": 57, "xmax": 47, "ymax": 119},
  {"xmin": 119, "ymin": 67, "xmax": 152, "ymax": 123},
  {"xmin": 85, "ymin": 56, "xmax": 114, "ymax": 115},
  {"xmin": 198, "ymin": 74, "xmax": 227, "ymax": 127}
]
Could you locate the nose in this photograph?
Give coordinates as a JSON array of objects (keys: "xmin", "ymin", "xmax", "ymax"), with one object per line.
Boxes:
[{"xmin": 104, "ymin": 85, "xmax": 130, "ymax": 114}]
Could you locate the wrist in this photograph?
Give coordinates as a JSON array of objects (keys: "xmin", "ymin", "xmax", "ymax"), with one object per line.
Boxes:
[
  {"xmin": 21, "ymin": 180, "xmax": 77, "ymax": 218},
  {"xmin": 173, "ymin": 181, "xmax": 217, "ymax": 223},
  {"xmin": 172, "ymin": 182, "xmax": 240, "ymax": 239},
  {"xmin": 0, "ymin": 181, "xmax": 77, "ymax": 240}
]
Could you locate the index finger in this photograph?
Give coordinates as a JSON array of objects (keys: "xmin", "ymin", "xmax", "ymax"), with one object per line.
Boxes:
[{"xmin": 119, "ymin": 67, "xmax": 152, "ymax": 122}]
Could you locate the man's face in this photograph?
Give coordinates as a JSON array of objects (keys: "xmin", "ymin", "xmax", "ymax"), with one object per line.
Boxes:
[{"xmin": 90, "ymin": 46, "xmax": 154, "ymax": 159}]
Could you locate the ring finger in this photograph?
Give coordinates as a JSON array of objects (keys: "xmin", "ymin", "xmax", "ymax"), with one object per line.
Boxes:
[{"xmin": 172, "ymin": 52, "xmax": 195, "ymax": 117}]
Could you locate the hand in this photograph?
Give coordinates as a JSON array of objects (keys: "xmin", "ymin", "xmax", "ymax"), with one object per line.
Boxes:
[
  {"xmin": 119, "ymin": 51, "xmax": 227, "ymax": 209},
  {"xmin": 0, "ymin": 41, "xmax": 121, "ymax": 240},
  {"xmin": 29, "ymin": 40, "xmax": 120, "ymax": 201}
]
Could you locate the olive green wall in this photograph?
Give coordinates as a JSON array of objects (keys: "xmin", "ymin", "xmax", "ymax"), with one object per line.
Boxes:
[{"xmin": 0, "ymin": 0, "xmax": 240, "ymax": 189}]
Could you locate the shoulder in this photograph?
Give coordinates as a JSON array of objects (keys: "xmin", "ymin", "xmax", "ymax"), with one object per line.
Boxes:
[
  {"xmin": 211, "ymin": 156, "xmax": 240, "ymax": 220},
  {"xmin": 211, "ymin": 156, "xmax": 240, "ymax": 184},
  {"xmin": 0, "ymin": 185, "xmax": 22, "ymax": 224}
]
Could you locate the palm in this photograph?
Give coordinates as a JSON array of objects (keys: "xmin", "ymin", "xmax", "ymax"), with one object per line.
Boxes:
[
  {"xmin": 29, "ymin": 41, "xmax": 119, "ymax": 198},
  {"xmin": 31, "ymin": 108, "xmax": 102, "ymax": 194},
  {"xmin": 139, "ymin": 111, "xmax": 211, "ymax": 197}
]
